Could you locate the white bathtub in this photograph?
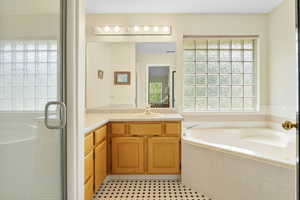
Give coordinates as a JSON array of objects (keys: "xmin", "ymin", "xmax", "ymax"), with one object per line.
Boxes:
[
  {"xmin": 182, "ymin": 127, "xmax": 297, "ymax": 200},
  {"xmin": 0, "ymin": 114, "xmax": 62, "ymax": 200}
]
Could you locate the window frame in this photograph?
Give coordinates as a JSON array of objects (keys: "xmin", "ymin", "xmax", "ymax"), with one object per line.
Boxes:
[{"xmin": 182, "ymin": 36, "xmax": 260, "ymax": 113}]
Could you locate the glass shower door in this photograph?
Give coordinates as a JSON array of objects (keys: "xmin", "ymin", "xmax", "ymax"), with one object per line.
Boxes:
[{"xmin": 0, "ymin": 0, "xmax": 66, "ymax": 200}]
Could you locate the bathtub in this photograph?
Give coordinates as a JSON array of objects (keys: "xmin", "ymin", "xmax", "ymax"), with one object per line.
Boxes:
[
  {"xmin": 0, "ymin": 114, "xmax": 62, "ymax": 200},
  {"xmin": 182, "ymin": 127, "xmax": 297, "ymax": 200}
]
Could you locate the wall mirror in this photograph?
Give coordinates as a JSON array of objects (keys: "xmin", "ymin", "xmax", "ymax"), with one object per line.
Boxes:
[{"xmin": 86, "ymin": 42, "xmax": 176, "ymax": 110}]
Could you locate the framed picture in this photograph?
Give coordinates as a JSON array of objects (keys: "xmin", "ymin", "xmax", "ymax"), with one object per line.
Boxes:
[{"xmin": 114, "ymin": 71, "xmax": 131, "ymax": 85}]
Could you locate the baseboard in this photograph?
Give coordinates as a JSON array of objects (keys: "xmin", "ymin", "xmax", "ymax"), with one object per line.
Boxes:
[{"xmin": 103, "ymin": 174, "xmax": 181, "ymax": 182}]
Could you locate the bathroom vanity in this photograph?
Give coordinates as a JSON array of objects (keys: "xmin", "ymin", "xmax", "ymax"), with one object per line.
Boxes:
[
  {"xmin": 110, "ymin": 121, "xmax": 181, "ymax": 174},
  {"xmin": 83, "ymin": 113, "xmax": 183, "ymax": 200},
  {"xmin": 84, "ymin": 125, "xmax": 108, "ymax": 200}
]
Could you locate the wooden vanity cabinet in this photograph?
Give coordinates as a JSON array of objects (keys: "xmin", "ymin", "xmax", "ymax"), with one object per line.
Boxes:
[
  {"xmin": 111, "ymin": 137, "xmax": 145, "ymax": 174},
  {"xmin": 84, "ymin": 125, "xmax": 108, "ymax": 200},
  {"xmin": 84, "ymin": 120, "xmax": 181, "ymax": 198},
  {"xmin": 110, "ymin": 121, "xmax": 181, "ymax": 175}
]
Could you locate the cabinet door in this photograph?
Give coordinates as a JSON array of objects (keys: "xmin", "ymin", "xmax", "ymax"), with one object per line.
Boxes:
[
  {"xmin": 111, "ymin": 137, "xmax": 145, "ymax": 174},
  {"xmin": 84, "ymin": 133, "xmax": 93, "ymax": 156},
  {"xmin": 94, "ymin": 141, "xmax": 107, "ymax": 190},
  {"xmin": 148, "ymin": 137, "xmax": 180, "ymax": 174},
  {"xmin": 84, "ymin": 176, "xmax": 94, "ymax": 200},
  {"xmin": 84, "ymin": 151, "xmax": 94, "ymax": 183}
]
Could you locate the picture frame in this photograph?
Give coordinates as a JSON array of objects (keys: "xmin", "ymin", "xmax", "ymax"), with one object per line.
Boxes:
[{"xmin": 114, "ymin": 71, "xmax": 131, "ymax": 85}]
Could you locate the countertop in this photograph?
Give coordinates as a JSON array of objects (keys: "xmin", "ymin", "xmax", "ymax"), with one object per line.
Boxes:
[{"xmin": 84, "ymin": 113, "xmax": 183, "ymax": 134}]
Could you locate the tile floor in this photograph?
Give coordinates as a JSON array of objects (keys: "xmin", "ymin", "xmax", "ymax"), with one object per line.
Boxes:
[{"xmin": 93, "ymin": 179, "xmax": 212, "ymax": 200}]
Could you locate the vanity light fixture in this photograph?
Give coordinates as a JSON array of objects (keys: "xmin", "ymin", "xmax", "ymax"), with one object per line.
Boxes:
[
  {"xmin": 163, "ymin": 26, "xmax": 170, "ymax": 32},
  {"xmin": 133, "ymin": 26, "xmax": 140, "ymax": 32},
  {"xmin": 94, "ymin": 25, "xmax": 171, "ymax": 35}
]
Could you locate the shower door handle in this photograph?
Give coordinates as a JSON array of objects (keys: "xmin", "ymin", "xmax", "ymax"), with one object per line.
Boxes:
[{"xmin": 44, "ymin": 101, "xmax": 67, "ymax": 129}]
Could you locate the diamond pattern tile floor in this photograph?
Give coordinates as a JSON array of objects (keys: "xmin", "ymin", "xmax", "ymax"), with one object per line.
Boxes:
[{"xmin": 93, "ymin": 180, "xmax": 212, "ymax": 200}]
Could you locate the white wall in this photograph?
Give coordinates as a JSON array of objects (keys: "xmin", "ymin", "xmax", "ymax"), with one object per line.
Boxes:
[
  {"xmin": 136, "ymin": 53, "xmax": 176, "ymax": 108},
  {"xmin": 110, "ymin": 43, "xmax": 136, "ymax": 107},
  {"xmin": 86, "ymin": 14, "xmax": 270, "ymax": 112},
  {"xmin": 268, "ymin": 0, "xmax": 297, "ymax": 120},
  {"xmin": 0, "ymin": 0, "xmax": 59, "ymax": 39},
  {"xmin": 0, "ymin": 15, "xmax": 59, "ymax": 39},
  {"xmin": 86, "ymin": 42, "xmax": 111, "ymax": 108},
  {"xmin": 86, "ymin": 42, "xmax": 136, "ymax": 109}
]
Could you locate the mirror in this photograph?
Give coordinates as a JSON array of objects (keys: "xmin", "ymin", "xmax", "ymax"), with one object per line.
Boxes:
[{"xmin": 86, "ymin": 42, "xmax": 176, "ymax": 110}]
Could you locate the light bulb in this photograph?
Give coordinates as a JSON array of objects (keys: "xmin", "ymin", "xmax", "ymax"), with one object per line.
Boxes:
[
  {"xmin": 114, "ymin": 26, "xmax": 121, "ymax": 32},
  {"xmin": 95, "ymin": 27, "xmax": 102, "ymax": 33},
  {"xmin": 163, "ymin": 26, "xmax": 170, "ymax": 32},
  {"xmin": 133, "ymin": 26, "xmax": 140, "ymax": 32},
  {"xmin": 153, "ymin": 26, "xmax": 159, "ymax": 32},
  {"xmin": 103, "ymin": 26, "xmax": 110, "ymax": 32},
  {"xmin": 143, "ymin": 26, "xmax": 150, "ymax": 31}
]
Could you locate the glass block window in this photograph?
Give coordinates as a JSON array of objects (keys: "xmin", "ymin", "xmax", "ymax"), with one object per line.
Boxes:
[
  {"xmin": 0, "ymin": 40, "xmax": 58, "ymax": 111},
  {"xmin": 183, "ymin": 38, "xmax": 257, "ymax": 112}
]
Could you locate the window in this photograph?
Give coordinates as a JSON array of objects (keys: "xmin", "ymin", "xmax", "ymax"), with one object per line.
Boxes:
[
  {"xmin": 183, "ymin": 38, "xmax": 257, "ymax": 112},
  {"xmin": 0, "ymin": 40, "xmax": 58, "ymax": 111}
]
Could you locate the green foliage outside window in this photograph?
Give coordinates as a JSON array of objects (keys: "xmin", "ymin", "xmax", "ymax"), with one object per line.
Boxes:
[{"xmin": 149, "ymin": 82, "xmax": 162, "ymax": 104}]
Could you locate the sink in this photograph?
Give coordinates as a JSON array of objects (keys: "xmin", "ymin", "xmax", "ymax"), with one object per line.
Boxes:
[{"xmin": 132, "ymin": 112, "xmax": 164, "ymax": 118}]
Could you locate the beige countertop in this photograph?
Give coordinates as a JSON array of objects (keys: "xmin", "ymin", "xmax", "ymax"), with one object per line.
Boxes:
[{"xmin": 84, "ymin": 113, "xmax": 183, "ymax": 134}]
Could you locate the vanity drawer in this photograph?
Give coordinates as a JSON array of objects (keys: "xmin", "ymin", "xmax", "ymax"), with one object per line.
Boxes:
[
  {"xmin": 95, "ymin": 125, "xmax": 107, "ymax": 145},
  {"xmin": 84, "ymin": 151, "xmax": 94, "ymax": 183},
  {"xmin": 165, "ymin": 122, "xmax": 181, "ymax": 137},
  {"xmin": 111, "ymin": 122, "xmax": 127, "ymax": 136},
  {"xmin": 84, "ymin": 133, "xmax": 94, "ymax": 156},
  {"xmin": 128, "ymin": 122, "xmax": 163, "ymax": 136}
]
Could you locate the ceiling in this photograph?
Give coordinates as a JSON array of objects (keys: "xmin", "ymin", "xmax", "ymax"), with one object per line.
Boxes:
[
  {"xmin": 86, "ymin": 0, "xmax": 283, "ymax": 14},
  {"xmin": 0, "ymin": 0, "xmax": 59, "ymax": 15}
]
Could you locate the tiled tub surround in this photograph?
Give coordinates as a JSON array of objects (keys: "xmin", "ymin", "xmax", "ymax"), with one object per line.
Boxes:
[{"xmin": 182, "ymin": 126, "xmax": 296, "ymax": 200}]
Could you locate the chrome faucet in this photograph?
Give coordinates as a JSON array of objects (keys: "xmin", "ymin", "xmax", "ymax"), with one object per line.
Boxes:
[{"xmin": 144, "ymin": 104, "xmax": 152, "ymax": 115}]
